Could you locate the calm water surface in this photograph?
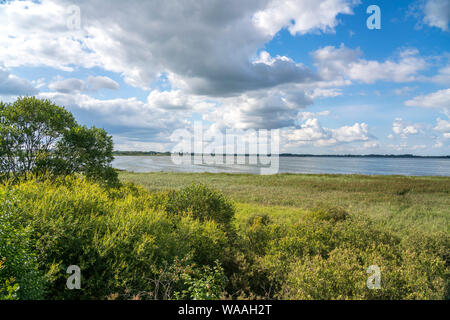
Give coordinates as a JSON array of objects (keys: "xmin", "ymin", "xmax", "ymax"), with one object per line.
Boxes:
[{"xmin": 113, "ymin": 156, "xmax": 450, "ymax": 176}]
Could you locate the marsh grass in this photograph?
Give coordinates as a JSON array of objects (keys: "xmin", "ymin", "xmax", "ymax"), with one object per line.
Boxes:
[{"xmin": 119, "ymin": 172, "xmax": 450, "ymax": 236}]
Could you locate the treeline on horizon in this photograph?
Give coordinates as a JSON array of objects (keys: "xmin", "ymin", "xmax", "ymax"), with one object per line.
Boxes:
[{"xmin": 113, "ymin": 151, "xmax": 450, "ymax": 159}]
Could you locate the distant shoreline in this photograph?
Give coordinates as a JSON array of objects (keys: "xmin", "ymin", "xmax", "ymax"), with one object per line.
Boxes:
[{"xmin": 113, "ymin": 151, "xmax": 450, "ymax": 159}]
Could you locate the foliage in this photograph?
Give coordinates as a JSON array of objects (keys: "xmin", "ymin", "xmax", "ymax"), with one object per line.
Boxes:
[
  {"xmin": 173, "ymin": 261, "xmax": 228, "ymax": 300},
  {"xmin": 0, "ymin": 177, "xmax": 230, "ymax": 299},
  {"xmin": 163, "ymin": 183, "xmax": 236, "ymax": 232},
  {"xmin": 0, "ymin": 174, "xmax": 448, "ymax": 300},
  {"xmin": 307, "ymin": 203, "xmax": 349, "ymax": 222},
  {"xmin": 0, "ymin": 188, "xmax": 45, "ymax": 300},
  {"xmin": 236, "ymin": 215, "xmax": 449, "ymax": 300},
  {"xmin": 0, "ymin": 97, "xmax": 118, "ymax": 186}
]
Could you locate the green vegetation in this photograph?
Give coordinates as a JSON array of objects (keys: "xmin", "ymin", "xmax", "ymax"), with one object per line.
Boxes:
[
  {"xmin": 119, "ymin": 172, "xmax": 450, "ymax": 235},
  {"xmin": 0, "ymin": 97, "xmax": 118, "ymax": 186},
  {"xmin": 0, "ymin": 172, "xmax": 448, "ymax": 300}
]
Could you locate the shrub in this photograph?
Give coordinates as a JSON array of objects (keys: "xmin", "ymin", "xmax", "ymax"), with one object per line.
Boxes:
[
  {"xmin": 163, "ymin": 184, "xmax": 235, "ymax": 230},
  {"xmin": 307, "ymin": 204, "xmax": 350, "ymax": 222},
  {"xmin": 0, "ymin": 176, "xmax": 231, "ymax": 299},
  {"xmin": 237, "ymin": 210, "xmax": 449, "ymax": 300},
  {"xmin": 173, "ymin": 261, "xmax": 228, "ymax": 300},
  {"xmin": 0, "ymin": 188, "xmax": 45, "ymax": 300}
]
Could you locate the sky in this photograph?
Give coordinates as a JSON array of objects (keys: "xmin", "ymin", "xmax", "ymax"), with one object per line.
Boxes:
[{"xmin": 0, "ymin": 0, "xmax": 449, "ymax": 155}]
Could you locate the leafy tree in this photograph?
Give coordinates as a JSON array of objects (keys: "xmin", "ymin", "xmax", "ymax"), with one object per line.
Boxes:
[
  {"xmin": 0, "ymin": 97, "xmax": 76, "ymax": 178},
  {"xmin": 0, "ymin": 97, "xmax": 118, "ymax": 185},
  {"xmin": 53, "ymin": 125, "xmax": 118, "ymax": 186}
]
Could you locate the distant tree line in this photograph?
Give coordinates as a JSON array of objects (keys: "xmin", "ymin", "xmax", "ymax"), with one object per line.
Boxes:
[{"xmin": 113, "ymin": 151, "xmax": 450, "ymax": 159}]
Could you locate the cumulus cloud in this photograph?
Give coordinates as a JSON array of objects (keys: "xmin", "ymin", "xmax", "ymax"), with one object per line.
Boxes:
[
  {"xmin": 147, "ymin": 90, "xmax": 216, "ymax": 112},
  {"xmin": 0, "ymin": 0, "xmax": 360, "ymax": 94},
  {"xmin": 48, "ymin": 78, "xmax": 85, "ymax": 94},
  {"xmin": 252, "ymin": 0, "xmax": 357, "ymax": 36},
  {"xmin": 431, "ymin": 65, "xmax": 450, "ymax": 84},
  {"xmin": 392, "ymin": 118, "xmax": 421, "ymax": 138},
  {"xmin": 405, "ymin": 88, "xmax": 450, "ymax": 110},
  {"xmin": 298, "ymin": 110, "xmax": 331, "ymax": 121},
  {"xmin": 210, "ymin": 88, "xmax": 314, "ymax": 129},
  {"xmin": 434, "ymin": 118, "xmax": 450, "ymax": 139},
  {"xmin": 331, "ymin": 122, "xmax": 369, "ymax": 142},
  {"xmin": 313, "ymin": 45, "xmax": 427, "ymax": 83},
  {"xmin": 38, "ymin": 90, "xmax": 188, "ymax": 142},
  {"xmin": 0, "ymin": 67, "xmax": 38, "ymax": 96},
  {"xmin": 48, "ymin": 76, "xmax": 119, "ymax": 93},
  {"xmin": 87, "ymin": 76, "xmax": 119, "ymax": 91},
  {"xmin": 434, "ymin": 118, "xmax": 450, "ymax": 132},
  {"xmin": 422, "ymin": 0, "xmax": 450, "ymax": 31},
  {"xmin": 284, "ymin": 117, "xmax": 370, "ymax": 147}
]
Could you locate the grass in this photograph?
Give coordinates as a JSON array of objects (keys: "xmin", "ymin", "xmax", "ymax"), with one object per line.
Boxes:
[{"xmin": 119, "ymin": 172, "xmax": 450, "ymax": 236}]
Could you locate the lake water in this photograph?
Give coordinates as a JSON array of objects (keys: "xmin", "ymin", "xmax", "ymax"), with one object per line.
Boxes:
[{"xmin": 113, "ymin": 156, "xmax": 450, "ymax": 176}]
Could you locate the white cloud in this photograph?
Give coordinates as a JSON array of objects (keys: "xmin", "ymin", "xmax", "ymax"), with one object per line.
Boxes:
[
  {"xmin": 331, "ymin": 122, "xmax": 369, "ymax": 142},
  {"xmin": 284, "ymin": 117, "xmax": 370, "ymax": 147},
  {"xmin": 48, "ymin": 78, "xmax": 85, "ymax": 93},
  {"xmin": 392, "ymin": 118, "xmax": 421, "ymax": 138},
  {"xmin": 38, "ymin": 91, "xmax": 188, "ymax": 139},
  {"xmin": 0, "ymin": 67, "xmax": 38, "ymax": 96},
  {"xmin": 213, "ymin": 88, "xmax": 314, "ymax": 129},
  {"xmin": 147, "ymin": 90, "xmax": 216, "ymax": 112},
  {"xmin": 431, "ymin": 65, "xmax": 450, "ymax": 84},
  {"xmin": 423, "ymin": 0, "xmax": 450, "ymax": 31},
  {"xmin": 307, "ymin": 88, "xmax": 343, "ymax": 99},
  {"xmin": 87, "ymin": 76, "xmax": 119, "ymax": 91},
  {"xmin": 1, "ymin": 0, "xmax": 351, "ymax": 94},
  {"xmin": 313, "ymin": 45, "xmax": 427, "ymax": 83},
  {"xmin": 434, "ymin": 118, "xmax": 450, "ymax": 132},
  {"xmin": 252, "ymin": 0, "xmax": 357, "ymax": 36},
  {"xmin": 48, "ymin": 76, "xmax": 119, "ymax": 93},
  {"xmin": 434, "ymin": 118, "xmax": 450, "ymax": 140},
  {"xmin": 298, "ymin": 110, "xmax": 330, "ymax": 121},
  {"xmin": 405, "ymin": 88, "xmax": 450, "ymax": 110},
  {"xmin": 0, "ymin": 0, "xmax": 100, "ymax": 72}
]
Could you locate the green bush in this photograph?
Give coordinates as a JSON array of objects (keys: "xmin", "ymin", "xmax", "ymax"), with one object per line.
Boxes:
[
  {"xmin": 173, "ymin": 260, "xmax": 228, "ymax": 300},
  {"xmin": 307, "ymin": 204, "xmax": 350, "ymax": 222},
  {"xmin": 237, "ymin": 211, "xmax": 449, "ymax": 300},
  {"xmin": 163, "ymin": 184, "xmax": 235, "ymax": 230},
  {"xmin": 0, "ymin": 188, "xmax": 45, "ymax": 300},
  {"xmin": 0, "ymin": 176, "xmax": 231, "ymax": 299}
]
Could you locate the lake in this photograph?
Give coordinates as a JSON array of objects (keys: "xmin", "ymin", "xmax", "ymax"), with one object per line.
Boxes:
[{"xmin": 112, "ymin": 156, "xmax": 450, "ymax": 176}]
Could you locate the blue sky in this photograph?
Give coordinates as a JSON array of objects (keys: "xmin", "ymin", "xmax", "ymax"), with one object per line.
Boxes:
[{"xmin": 1, "ymin": 0, "xmax": 449, "ymax": 155}]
